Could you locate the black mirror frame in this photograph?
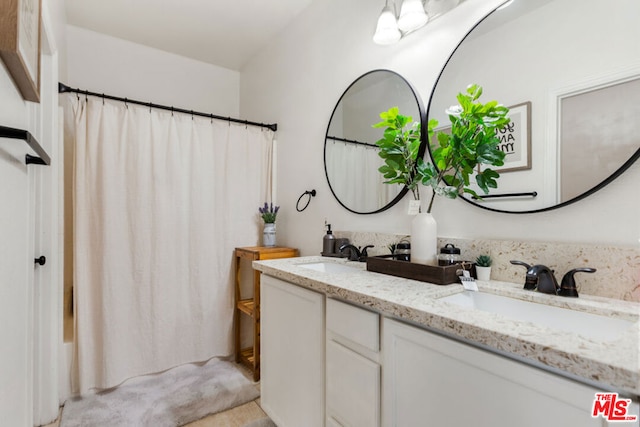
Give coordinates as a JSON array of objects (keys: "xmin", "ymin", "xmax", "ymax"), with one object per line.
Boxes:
[
  {"xmin": 324, "ymin": 69, "xmax": 426, "ymax": 215},
  {"xmin": 425, "ymin": 3, "xmax": 640, "ymax": 215}
]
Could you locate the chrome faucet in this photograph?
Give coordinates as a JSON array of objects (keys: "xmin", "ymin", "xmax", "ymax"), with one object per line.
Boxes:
[{"xmin": 339, "ymin": 244, "xmax": 374, "ymax": 262}]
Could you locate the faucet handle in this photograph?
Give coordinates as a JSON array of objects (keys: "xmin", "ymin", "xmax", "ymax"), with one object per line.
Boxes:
[
  {"xmin": 558, "ymin": 268, "xmax": 596, "ymax": 298},
  {"xmin": 510, "ymin": 260, "xmax": 535, "ymax": 290},
  {"xmin": 361, "ymin": 245, "xmax": 374, "ymax": 258},
  {"xmin": 510, "ymin": 260, "xmax": 532, "ymax": 269}
]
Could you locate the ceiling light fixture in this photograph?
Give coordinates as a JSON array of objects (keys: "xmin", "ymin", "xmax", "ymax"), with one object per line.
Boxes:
[
  {"xmin": 373, "ymin": 1, "xmax": 402, "ymax": 45},
  {"xmin": 398, "ymin": 0, "xmax": 429, "ymax": 33},
  {"xmin": 374, "ymin": 0, "xmax": 440, "ymax": 45}
]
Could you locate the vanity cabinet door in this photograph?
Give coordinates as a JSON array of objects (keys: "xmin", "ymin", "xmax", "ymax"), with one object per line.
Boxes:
[
  {"xmin": 260, "ymin": 275, "xmax": 325, "ymax": 427},
  {"xmin": 382, "ymin": 318, "xmax": 605, "ymax": 427},
  {"xmin": 326, "ymin": 298, "xmax": 381, "ymax": 427}
]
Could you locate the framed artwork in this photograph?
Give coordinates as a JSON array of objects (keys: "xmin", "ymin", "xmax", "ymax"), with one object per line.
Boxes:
[
  {"xmin": 492, "ymin": 101, "xmax": 531, "ymax": 172},
  {"xmin": 0, "ymin": 0, "xmax": 42, "ymax": 102}
]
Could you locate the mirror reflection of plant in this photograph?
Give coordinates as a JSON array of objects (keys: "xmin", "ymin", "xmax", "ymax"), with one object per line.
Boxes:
[
  {"xmin": 421, "ymin": 84, "xmax": 510, "ymax": 212},
  {"xmin": 374, "ymin": 84, "xmax": 510, "ymax": 213},
  {"xmin": 373, "ymin": 107, "xmax": 423, "ymax": 201}
]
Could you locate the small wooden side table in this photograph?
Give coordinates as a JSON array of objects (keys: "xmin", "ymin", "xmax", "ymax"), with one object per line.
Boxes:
[{"xmin": 234, "ymin": 246, "xmax": 299, "ymax": 381}]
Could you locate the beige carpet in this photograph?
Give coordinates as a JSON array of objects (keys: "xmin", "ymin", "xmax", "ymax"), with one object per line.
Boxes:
[{"xmin": 60, "ymin": 358, "xmax": 260, "ymax": 427}]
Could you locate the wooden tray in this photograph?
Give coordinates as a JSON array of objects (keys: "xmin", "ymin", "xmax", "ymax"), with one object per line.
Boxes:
[{"xmin": 366, "ymin": 256, "xmax": 476, "ymax": 285}]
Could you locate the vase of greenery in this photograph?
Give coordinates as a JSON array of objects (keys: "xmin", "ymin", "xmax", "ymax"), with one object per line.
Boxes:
[
  {"xmin": 259, "ymin": 202, "xmax": 279, "ymax": 247},
  {"xmin": 374, "ymin": 84, "xmax": 510, "ymax": 264},
  {"xmin": 475, "ymin": 254, "xmax": 492, "ymax": 281},
  {"xmin": 374, "ymin": 106, "xmax": 438, "ymax": 264}
]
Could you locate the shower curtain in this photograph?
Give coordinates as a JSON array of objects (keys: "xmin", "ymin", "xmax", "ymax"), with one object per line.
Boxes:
[
  {"xmin": 325, "ymin": 140, "xmax": 396, "ymax": 212},
  {"xmin": 69, "ymin": 97, "xmax": 273, "ymax": 394}
]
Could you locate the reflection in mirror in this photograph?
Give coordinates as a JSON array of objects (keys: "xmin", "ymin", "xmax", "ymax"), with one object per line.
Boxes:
[
  {"xmin": 325, "ymin": 70, "xmax": 424, "ymax": 214},
  {"xmin": 428, "ymin": 0, "xmax": 640, "ymax": 213}
]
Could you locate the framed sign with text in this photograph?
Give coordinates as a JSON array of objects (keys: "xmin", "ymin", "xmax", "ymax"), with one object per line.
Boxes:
[
  {"xmin": 492, "ymin": 101, "xmax": 531, "ymax": 172},
  {"xmin": 0, "ymin": 0, "xmax": 41, "ymax": 102}
]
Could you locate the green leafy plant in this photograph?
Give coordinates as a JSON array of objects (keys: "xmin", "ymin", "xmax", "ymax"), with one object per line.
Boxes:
[
  {"xmin": 373, "ymin": 107, "xmax": 424, "ymax": 201},
  {"xmin": 475, "ymin": 254, "xmax": 492, "ymax": 267},
  {"xmin": 374, "ymin": 84, "xmax": 510, "ymax": 213}
]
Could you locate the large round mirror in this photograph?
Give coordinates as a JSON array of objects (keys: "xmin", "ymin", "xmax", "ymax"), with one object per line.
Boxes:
[
  {"xmin": 428, "ymin": 0, "xmax": 640, "ymax": 213},
  {"xmin": 324, "ymin": 70, "xmax": 425, "ymax": 214}
]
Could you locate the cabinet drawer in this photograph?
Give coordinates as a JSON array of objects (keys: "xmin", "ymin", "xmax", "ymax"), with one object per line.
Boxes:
[
  {"xmin": 327, "ymin": 340, "xmax": 380, "ymax": 427},
  {"xmin": 327, "ymin": 298, "xmax": 379, "ymax": 353}
]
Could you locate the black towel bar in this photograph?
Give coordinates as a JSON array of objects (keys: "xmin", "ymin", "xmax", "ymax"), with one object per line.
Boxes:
[
  {"xmin": 0, "ymin": 125, "xmax": 51, "ymax": 166},
  {"xmin": 474, "ymin": 191, "xmax": 538, "ymax": 199}
]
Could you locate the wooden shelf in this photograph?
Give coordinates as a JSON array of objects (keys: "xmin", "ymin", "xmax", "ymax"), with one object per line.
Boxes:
[
  {"xmin": 237, "ymin": 299, "xmax": 255, "ymax": 317},
  {"xmin": 239, "ymin": 347, "xmax": 255, "ymax": 366},
  {"xmin": 234, "ymin": 246, "xmax": 299, "ymax": 382}
]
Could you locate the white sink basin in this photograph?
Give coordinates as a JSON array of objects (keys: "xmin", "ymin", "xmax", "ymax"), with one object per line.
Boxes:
[
  {"xmin": 298, "ymin": 262, "xmax": 361, "ymax": 274},
  {"xmin": 440, "ymin": 291, "xmax": 634, "ymax": 342}
]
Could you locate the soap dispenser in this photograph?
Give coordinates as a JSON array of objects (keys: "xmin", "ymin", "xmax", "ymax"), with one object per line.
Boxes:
[{"xmin": 322, "ymin": 224, "xmax": 336, "ymax": 256}]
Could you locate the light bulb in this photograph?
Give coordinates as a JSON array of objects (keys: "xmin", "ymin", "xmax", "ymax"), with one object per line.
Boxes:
[
  {"xmin": 398, "ymin": 0, "xmax": 429, "ymax": 33},
  {"xmin": 373, "ymin": 4, "xmax": 401, "ymax": 45}
]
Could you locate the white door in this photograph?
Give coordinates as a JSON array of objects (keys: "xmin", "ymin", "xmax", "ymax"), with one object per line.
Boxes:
[
  {"xmin": 0, "ymin": 14, "xmax": 59, "ymax": 425},
  {"xmin": 32, "ymin": 26, "xmax": 61, "ymax": 425},
  {"xmin": 0, "ymin": 122, "xmax": 36, "ymax": 426}
]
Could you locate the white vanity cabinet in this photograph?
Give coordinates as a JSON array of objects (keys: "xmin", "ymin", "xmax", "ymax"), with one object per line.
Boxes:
[
  {"xmin": 382, "ymin": 318, "xmax": 609, "ymax": 427},
  {"xmin": 326, "ymin": 298, "xmax": 381, "ymax": 427},
  {"xmin": 260, "ymin": 275, "xmax": 325, "ymax": 427}
]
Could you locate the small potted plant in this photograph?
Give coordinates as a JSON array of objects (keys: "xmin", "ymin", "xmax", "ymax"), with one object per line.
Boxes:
[
  {"xmin": 475, "ymin": 254, "xmax": 492, "ymax": 281},
  {"xmin": 259, "ymin": 202, "xmax": 279, "ymax": 247}
]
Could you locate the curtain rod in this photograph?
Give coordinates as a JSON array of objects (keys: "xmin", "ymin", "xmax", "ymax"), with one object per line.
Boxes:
[
  {"xmin": 58, "ymin": 83, "xmax": 278, "ymax": 132},
  {"xmin": 327, "ymin": 135, "xmax": 378, "ymax": 148}
]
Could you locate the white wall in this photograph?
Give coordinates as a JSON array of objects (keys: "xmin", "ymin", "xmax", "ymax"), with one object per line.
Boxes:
[
  {"xmin": 66, "ymin": 25, "xmax": 240, "ymax": 116},
  {"xmin": 240, "ymin": 0, "xmax": 640, "ymax": 257}
]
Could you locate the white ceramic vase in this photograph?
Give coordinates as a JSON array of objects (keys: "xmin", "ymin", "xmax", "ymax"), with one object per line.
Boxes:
[
  {"xmin": 263, "ymin": 222, "xmax": 276, "ymax": 247},
  {"xmin": 411, "ymin": 212, "xmax": 437, "ymax": 265},
  {"xmin": 476, "ymin": 266, "xmax": 491, "ymax": 281}
]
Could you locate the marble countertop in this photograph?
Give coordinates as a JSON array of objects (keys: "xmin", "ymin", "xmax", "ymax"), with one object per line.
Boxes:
[{"xmin": 253, "ymin": 256, "xmax": 640, "ymax": 397}]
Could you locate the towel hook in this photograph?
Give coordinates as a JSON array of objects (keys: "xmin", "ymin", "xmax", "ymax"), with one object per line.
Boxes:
[{"xmin": 296, "ymin": 189, "xmax": 316, "ymax": 212}]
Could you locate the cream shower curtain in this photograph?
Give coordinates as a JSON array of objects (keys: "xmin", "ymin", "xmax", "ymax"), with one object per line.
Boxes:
[
  {"xmin": 70, "ymin": 97, "xmax": 273, "ymax": 394},
  {"xmin": 325, "ymin": 140, "xmax": 395, "ymax": 212}
]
